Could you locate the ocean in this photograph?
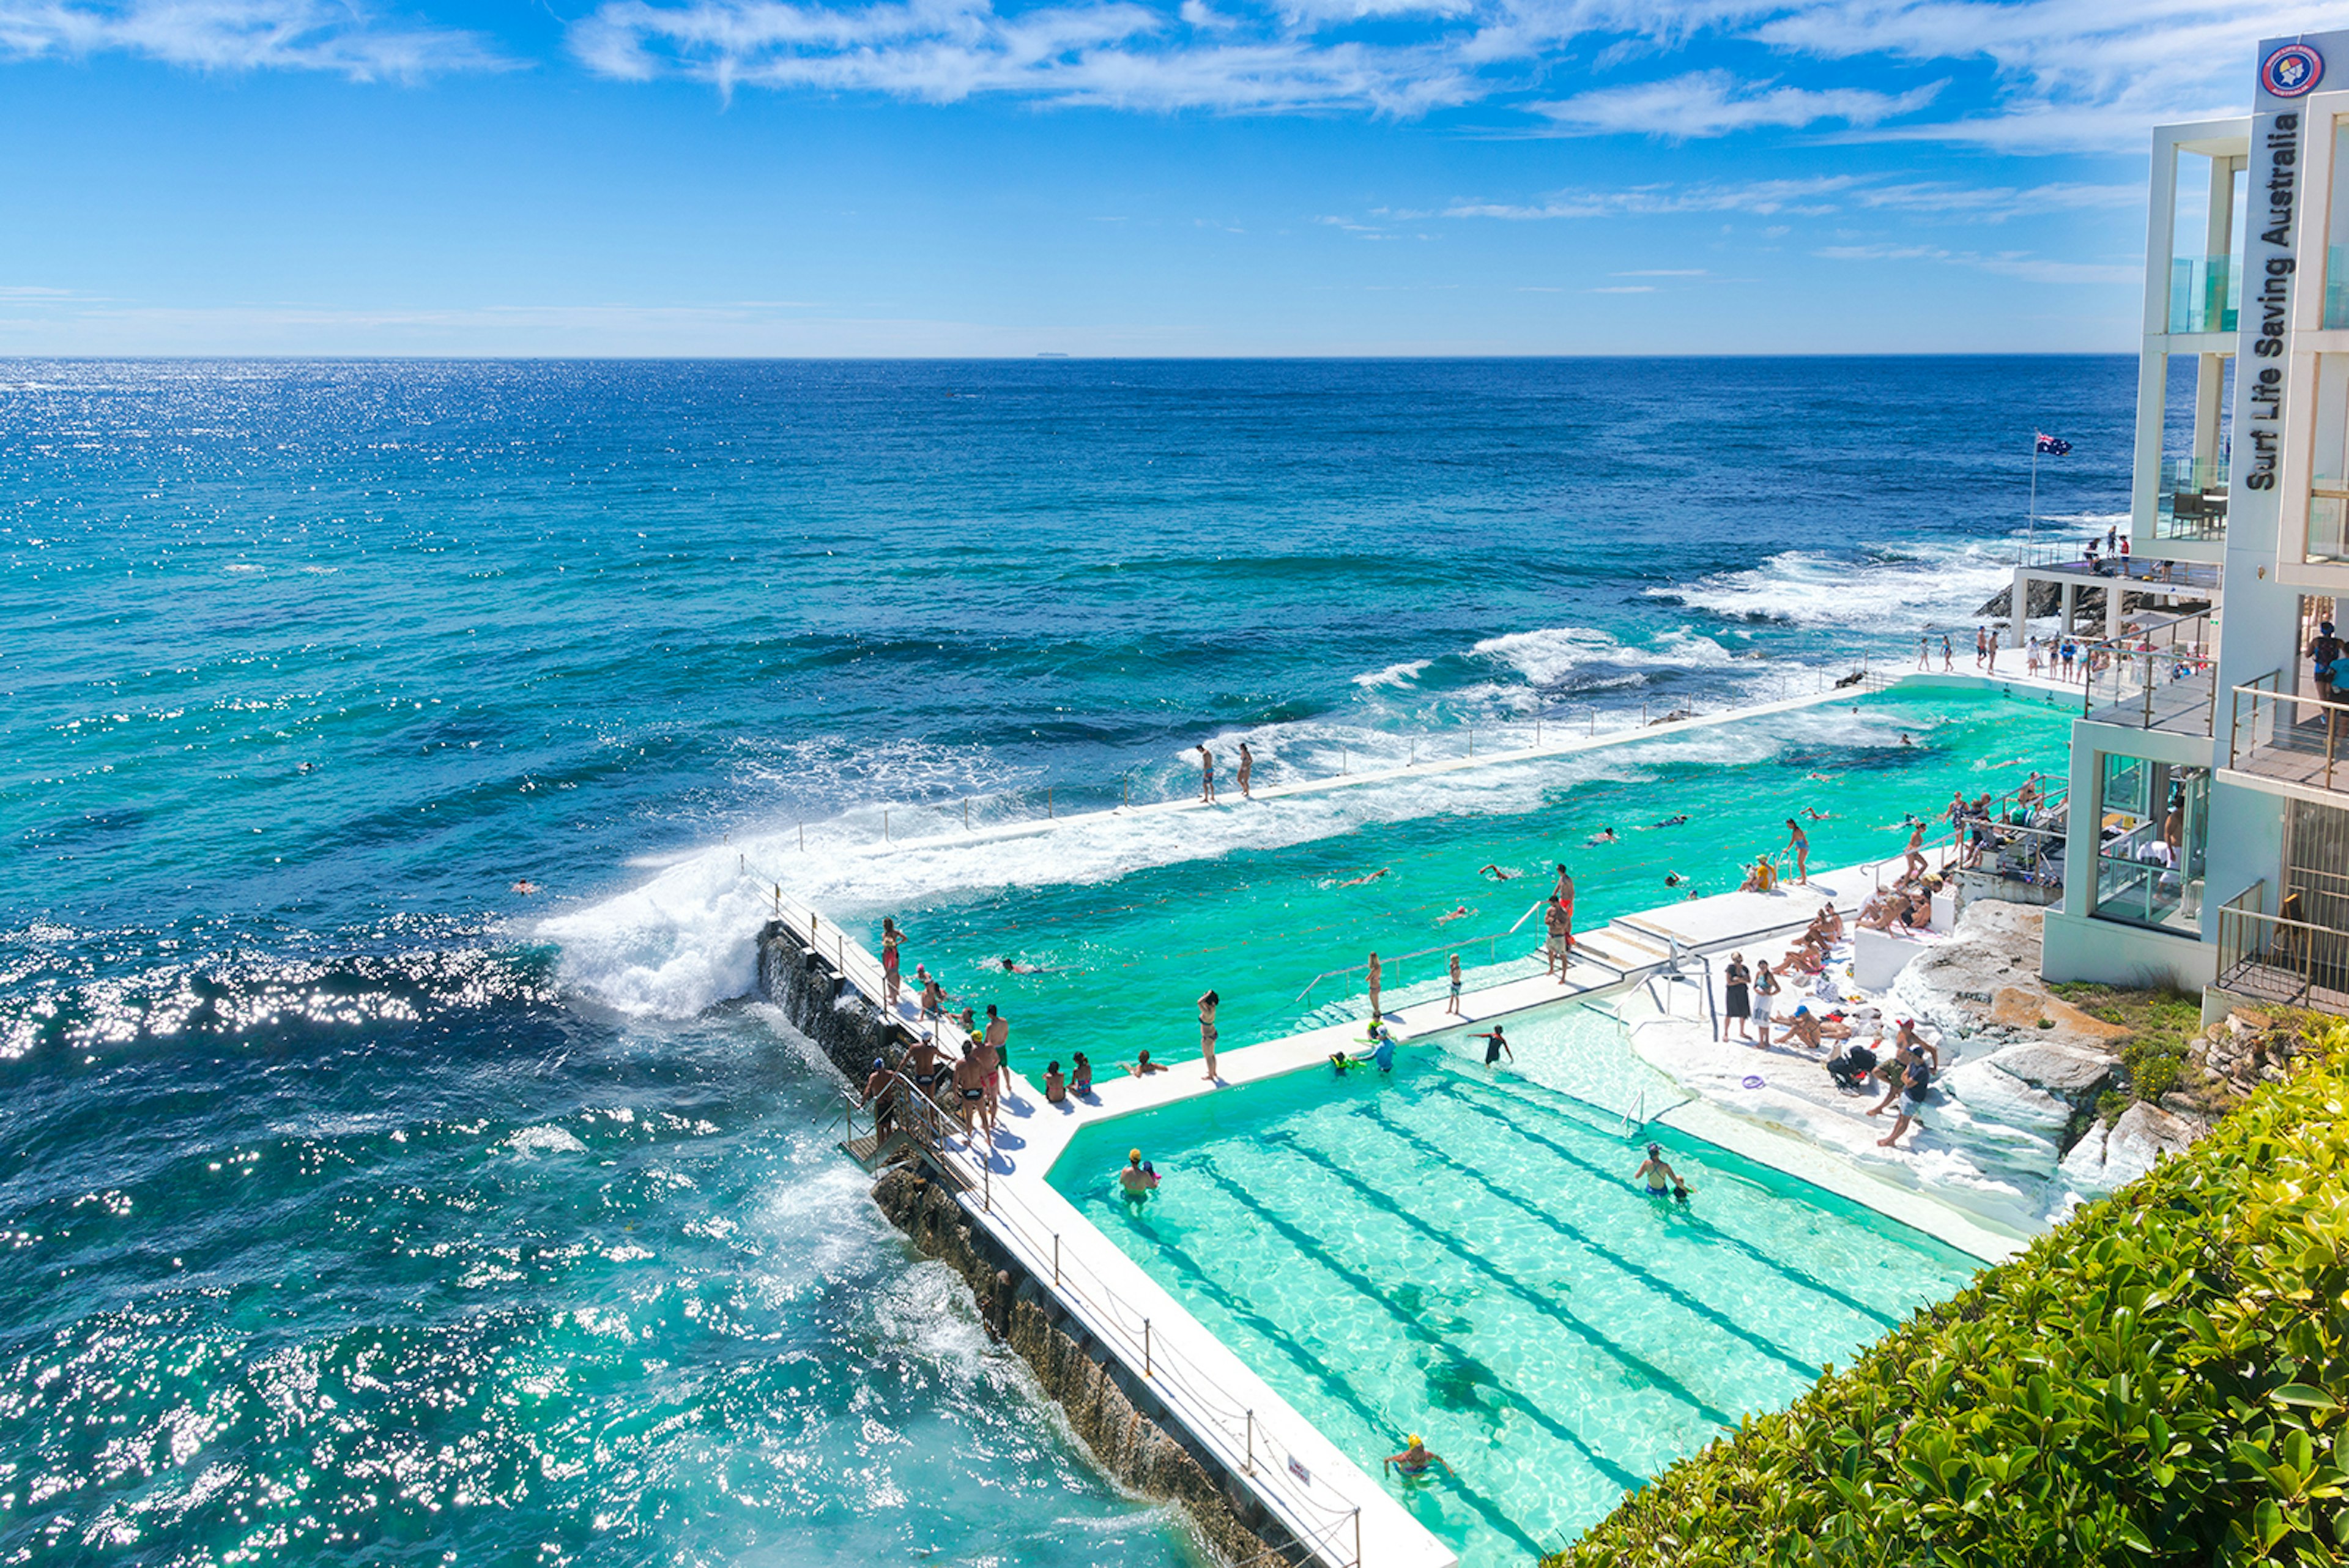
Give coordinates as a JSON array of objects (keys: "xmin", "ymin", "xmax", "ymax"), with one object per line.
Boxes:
[{"xmin": 0, "ymin": 357, "xmax": 2129, "ymax": 1565}]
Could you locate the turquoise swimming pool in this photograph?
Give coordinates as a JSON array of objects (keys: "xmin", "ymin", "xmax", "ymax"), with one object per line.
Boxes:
[
  {"xmin": 862, "ymin": 686, "xmax": 2071, "ymax": 1076},
  {"xmin": 1048, "ymin": 1008, "xmax": 1978, "ymax": 1565}
]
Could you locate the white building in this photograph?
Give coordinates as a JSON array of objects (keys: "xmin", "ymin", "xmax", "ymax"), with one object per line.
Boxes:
[{"xmin": 2039, "ymin": 29, "xmax": 2349, "ymax": 1010}]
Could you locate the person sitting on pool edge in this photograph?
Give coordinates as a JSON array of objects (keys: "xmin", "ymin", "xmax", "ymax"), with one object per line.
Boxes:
[
  {"xmin": 1384, "ymin": 1435, "xmax": 1454, "ymax": 1479},
  {"xmin": 1119, "ymin": 1149, "xmax": 1160, "ymax": 1197},
  {"xmin": 1043, "ymin": 1060, "xmax": 1069, "ymax": 1105}
]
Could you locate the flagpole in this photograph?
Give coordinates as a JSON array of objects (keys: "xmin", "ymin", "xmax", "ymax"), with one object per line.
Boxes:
[{"xmin": 2026, "ymin": 435, "xmax": 2039, "ymax": 562}]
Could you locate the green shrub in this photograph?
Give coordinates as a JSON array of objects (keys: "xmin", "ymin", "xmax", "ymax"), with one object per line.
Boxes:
[{"xmin": 1547, "ymin": 1022, "xmax": 2349, "ymax": 1568}]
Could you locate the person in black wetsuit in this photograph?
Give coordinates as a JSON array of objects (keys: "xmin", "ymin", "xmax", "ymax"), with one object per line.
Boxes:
[{"xmin": 1470, "ymin": 1025, "xmax": 1512, "ymax": 1067}]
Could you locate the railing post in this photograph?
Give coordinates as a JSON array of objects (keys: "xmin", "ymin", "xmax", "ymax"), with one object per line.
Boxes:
[
  {"xmin": 1053, "ymin": 1233, "xmax": 1060, "ymax": 1286},
  {"xmin": 1244, "ymin": 1410, "xmax": 1254, "ymax": 1474},
  {"xmin": 1144, "ymin": 1319, "xmax": 1152, "ymax": 1377},
  {"xmin": 1354, "ymin": 1508, "xmax": 1363, "ymax": 1567}
]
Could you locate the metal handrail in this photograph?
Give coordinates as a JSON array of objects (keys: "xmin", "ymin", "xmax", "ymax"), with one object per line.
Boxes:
[{"xmin": 1292, "ymin": 902, "xmax": 1545, "ymax": 1005}]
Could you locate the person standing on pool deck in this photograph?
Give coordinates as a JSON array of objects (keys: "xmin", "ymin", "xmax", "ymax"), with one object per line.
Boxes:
[
  {"xmin": 1236, "ymin": 741, "xmax": 1254, "ymax": 800},
  {"xmin": 1543, "ymin": 897, "xmax": 1569, "ymax": 980},
  {"xmin": 1471, "ymin": 1024, "xmax": 1512, "ymax": 1067},
  {"xmin": 1197, "ymin": 990, "xmax": 1220, "ymax": 1080},
  {"xmin": 1366, "ymin": 952, "xmax": 1382, "ymax": 1017},
  {"xmin": 1723, "ymin": 952, "xmax": 1752, "ymax": 1042},
  {"xmin": 1751, "ymin": 958, "xmax": 1780, "ymax": 1046},
  {"xmin": 1783, "ymin": 819, "xmax": 1809, "ymax": 885},
  {"xmin": 880, "ymin": 918, "xmax": 904, "ymax": 1008},
  {"xmin": 1445, "ymin": 953, "xmax": 1463, "ymax": 1016},
  {"xmin": 1904, "ymin": 817, "xmax": 1929, "ymax": 880},
  {"xmin": 1196, "ymin": 744, "xmax": 1216, "ymax": 803},
  {"xmin": 982, "ymin": 1006, "xmax": 1009, "ymax": 1117}
]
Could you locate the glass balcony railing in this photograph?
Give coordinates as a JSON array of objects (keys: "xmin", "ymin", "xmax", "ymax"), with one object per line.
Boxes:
[
  {"xmin": 2156, "ymin": 455, "xmax": 2228, "ymax": 540},
  {"xmin": 2311, "ymin": 474, "xmax": 2349, "ymax": 562},
  {"xmin": 2169, "ymin": 253, "xmax": 2240, "ymax": 335}
]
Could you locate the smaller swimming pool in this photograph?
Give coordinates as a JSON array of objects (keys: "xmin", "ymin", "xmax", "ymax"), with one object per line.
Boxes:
[{"xmin": 1048, "ymin": 1008, "xmax": 1978, "ymax": 1564}]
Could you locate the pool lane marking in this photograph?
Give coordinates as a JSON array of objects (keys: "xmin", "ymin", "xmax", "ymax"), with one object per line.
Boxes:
[
  {"xmin": 1243, "ymin": 1133, "xmax": 1737, "ymax": 1431},
  {"xmin": 1104, "ymin": 1191, "xmax": 1560, "ymax": 1559},
  {"xmin": 1436, "ymin": 1079, "xmax": 1909, "ymax": 1332},
  {"xmin": 1180, "ymin": 1159, "xmax": 1649, "ymax": 1505},
  {"xmin": 1349, "ymin": 1099, "xmax": 1825, "ymax": 1384}
]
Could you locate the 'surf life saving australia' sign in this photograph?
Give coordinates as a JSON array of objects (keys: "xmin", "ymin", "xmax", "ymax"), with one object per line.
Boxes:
[{"xmin": 2240, "ymin": 37, "xmax": 2332, "ymax": 495}]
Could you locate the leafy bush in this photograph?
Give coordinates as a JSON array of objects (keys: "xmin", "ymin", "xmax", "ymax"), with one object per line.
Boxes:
[{"xmin": 1546, "ymin": 1022, "xmax": 2349, "ymax": 1568}]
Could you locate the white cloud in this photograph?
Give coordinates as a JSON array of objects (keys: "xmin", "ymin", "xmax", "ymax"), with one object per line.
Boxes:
[
  {"xmin": 1534, "ymin": 68, "xmax": 1941, "ymax": 137},
  {"xmin": 1445, "ymin": 171, "xmax": 2142, "ymax": 224},
  {"xmin": 0, "ymin": 0, "xmax": 507, "ymax": 77},
  {"xmin": 1816, "ymin": 242, "xmax": 2136, "ymax": 283}
]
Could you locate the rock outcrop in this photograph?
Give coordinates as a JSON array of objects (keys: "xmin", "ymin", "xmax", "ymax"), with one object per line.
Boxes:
[{"xmin": 2058, "ymin": 1101, "xmax": 2208, "ymax": 1197}]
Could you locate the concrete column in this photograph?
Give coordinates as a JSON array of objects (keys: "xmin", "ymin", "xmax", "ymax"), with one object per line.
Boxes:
[
  {"xmin": 2107, "ymin": 573, "xmax": 2125, "ymax": 639},
  {"xmin": 2061, "ymin": 579, "xmax": 2076, "ymax": 638},
  {"xmin": 2009, "ymin": 567, "xmax": 2030, "ymax": 647}
]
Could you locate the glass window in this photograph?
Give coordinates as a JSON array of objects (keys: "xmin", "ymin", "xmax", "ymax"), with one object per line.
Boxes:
[{"xmin": 2093, "ymin": 754, "xmax": 2209, "ymax": 932}]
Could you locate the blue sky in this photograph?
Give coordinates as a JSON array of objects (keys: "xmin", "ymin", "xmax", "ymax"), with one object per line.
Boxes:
[{"xmin": 0, "ymin": 0, "xmax": 2326, "ymax": 354}]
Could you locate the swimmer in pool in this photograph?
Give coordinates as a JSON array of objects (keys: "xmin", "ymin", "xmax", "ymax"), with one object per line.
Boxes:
[
  {"xmin": 1118, "ymin": 1149, "xmax": 1160, "ymax": 1196},
  {"xmin": 1384, "ymin": 1435, "xmax": 1455, "ymax": 1479},
  {"xmin": 1476, "ymin": 864, "xmax": 1517, "ymax": 880},
  {"xmin": 997, "ymin": 957, "xmax": 1046, "ymax": 975},
  {"xmin": 1470, "ymin": 1025, "xmax": 1512, "ymax": 1067},
  {"xmin": 1651, "ymin": 815, "xmax": 1688, "ymax": 828},
  {"xmin": 1337, "ymin": 868, "xmax": 1389, "ymax": 887},
  {"xmin": 1435, "ymin": 904, "xmax": 1471, "ymax": 925},
  {"xmin": 1586, "ymin": 827, "xmax": 1619, "ymax": 846},
  {"xmin": 511, "ymin": 880, "xmax": 540, "ymax": 894},
  {"xmin": 1801, "ymin": 806, "xmax": 1831, "ymax": 821},
  {"xmin": 1635, "ymin": 1142, "xmax": 1680, "ymax": 1195}
]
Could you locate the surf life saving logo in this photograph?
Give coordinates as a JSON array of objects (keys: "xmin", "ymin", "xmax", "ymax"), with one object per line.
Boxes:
[{"xmin": 2263, "ymin": 43, "xmax": 2324, "ymax": 98}]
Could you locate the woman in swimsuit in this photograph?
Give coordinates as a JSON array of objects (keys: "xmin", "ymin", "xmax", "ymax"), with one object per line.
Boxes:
[
  {"xmin": 880, "ymin": 918, "xmax": 904, "ymax": 1006},
  {"xmin": 1071, "ymin": 1052, "xmax": 1093, "ymax": 1097},
  {"xmin": 1198, "ymin": 990, "xmax": 1220, "ymax": 1080},
  {"xmin": 1384, "ymin": 1436, "xmax": 1454, "ymax": 1479}
]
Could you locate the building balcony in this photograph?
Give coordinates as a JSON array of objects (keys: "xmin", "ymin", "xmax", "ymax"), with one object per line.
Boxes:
[
  {"xmin": 2309, "ymin": 475, "xmax": 2349, "ymax": 563},
  {"xmin": 2155, "ymin": 456, "xmax": 2227, "ymax": 543},
  {"xmin": 2216, "ymin": 880, "xmax": 2349, "ymax": 1011},
  {"xmin": 2224, "ymin": 674, "xmax": 2349, "ymax": 796},
  {"xmin": 2167, "ymin": 253, "xmax": 2240, "ymax": 335},
  {"xmin": 2081, "ymin": 609, "xmax": 2216, "ymax": 734}
]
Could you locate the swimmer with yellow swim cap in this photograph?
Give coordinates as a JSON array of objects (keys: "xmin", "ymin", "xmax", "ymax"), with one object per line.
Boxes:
[
  {"xmin": 1119, "ymin": 1148, "xmax": 1160, "ymax": 1196},
  {"xmin": 1384, "ymin": 1434, "xmax": 1454, "ymax": 1478}
]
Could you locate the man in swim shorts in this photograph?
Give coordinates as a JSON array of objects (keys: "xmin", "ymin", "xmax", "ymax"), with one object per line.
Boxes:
[
  {"xmin": 1446, "ymin": 953, "xmax": 1463, "ymax": 1016},
  {"xmin": 1197, "ymin": 744, "xmax": 1215, "ymax": 803},
  {"xmin": 1119, "ymin": 1149, "xmax": 1160, "ymax": 1196}
]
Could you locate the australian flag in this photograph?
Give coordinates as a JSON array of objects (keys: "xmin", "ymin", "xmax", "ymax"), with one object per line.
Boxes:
[{"xmin": 2035, "ymin": 432, "xmax": 2073, "ymax": 455}]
